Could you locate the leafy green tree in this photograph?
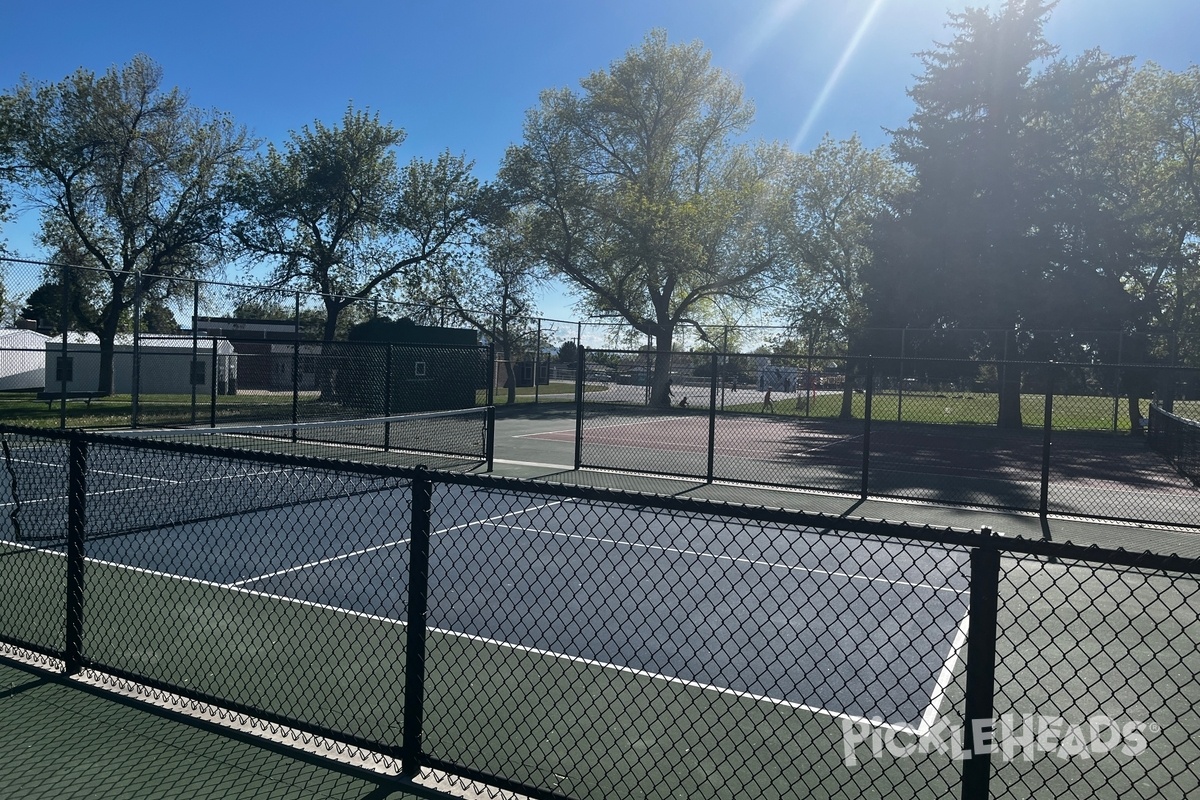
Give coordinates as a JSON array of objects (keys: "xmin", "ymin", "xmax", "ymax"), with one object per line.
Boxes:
[
  {"xmin": 3, "ymin": 55, "xmax": 250, "ymax": 392},
  {"xmin": 412, "ymin": 208, "xmax": 543, "ymax": 403},
  {"xmin": 864, "ymin": 1, "xmax": 1132, "ymax": 427},
  {"xmin": 1107, "ymin": 64, "xmax": 1200, "ymax": 418},
  {"xmin": 558, "ymin": 340, "xmax": 578, "ymax": 365},
  {"xmin": 782, "ymin": 134, "xmax": 911, "ymax": 417},
  {"xmin": 502, "ymin": 30, "xmax": 794, "ymax": 407},
  {"xmin": 234, "ymin": 107, "xmax": 484, "ymax": 344}
]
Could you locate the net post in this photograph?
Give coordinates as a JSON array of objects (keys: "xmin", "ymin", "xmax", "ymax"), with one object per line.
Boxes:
[
  {"xmin": 960, "ymin": 525, "xmax": 1001, "ymax": 800},
  {"xmin": 1040, "ymin": 362, "xmax": 1055, "ymax": 517},
  {"xmin": 401, "ymin": 468, "xmax": 433, "ymax": 778},
  {"xmin": 574, "ymin": 346, "xmax": 586, "ymax": 470},
  {"xmin": 706, "ymin": 351, "xmax": 718, "ymax": 484},
  {"xmin": 65, "ymin": 432, "xmax": 87, "ymax": 676},
  {"xmin": 861, "ymin": 355, "xmax": 874, "ymax": 499}
]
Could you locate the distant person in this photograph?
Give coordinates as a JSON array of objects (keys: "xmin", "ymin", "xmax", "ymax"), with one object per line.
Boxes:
[
  {"xmin": 762, "ymin": 387, "xmax": 774, "ymax": 412},
  {"xmin": 678, "ymin": 396, "xmax": 689, "ymax": 408},
  {"xmin": 731, "ymin": 379, "xmax": 737, "ymax": 392}
]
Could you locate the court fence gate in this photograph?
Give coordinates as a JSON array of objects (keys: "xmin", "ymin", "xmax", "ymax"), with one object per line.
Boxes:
[
  {"xmin": 574, "ymin": 348, "xmax": 1200, "ymax": 530},
  {"xmin": 0, "ymin": 424, "xmax": 1197, "ymax": 799}
]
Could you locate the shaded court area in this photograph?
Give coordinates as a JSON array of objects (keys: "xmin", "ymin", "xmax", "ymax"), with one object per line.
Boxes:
[
  {"xmin": 560, "ymin": 405, "xmax": 1200, "ymax": 528},
  {"xmin": 0, "ymin": 654, "xmax": 422, "ymax": 800}
]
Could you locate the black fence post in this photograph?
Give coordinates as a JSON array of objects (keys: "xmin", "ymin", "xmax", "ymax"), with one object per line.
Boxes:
[
  {"xmin": 65, "ymin": 433, "xmax": 87, "ymax": 676},
  {"xmin": 401, "ymin": 469, "xmax": 433, "ymax": 778},
  {"xmin": 961, "ymin": 526, "xmax": 1001, "ymax": 800},
  {"xmin": 485, "ymin": 343, "xmax": 496, "ymax": 473},
  {"xmin": 131, "ymin": 271, "xmax": 142, "ymax": 429},
  {"xmin": 209, "ymin": 338, "xmax": 218, "ymax": 428},
  {"xmin": 58, "ymin": 264, "xmax": 70, "ymax": 430},
  {"xmin": 485, "ymin": 343, "xmax": 496, "ymax": 409},
  {"xmin": 1040, "ymin": 363, "xmax": 1055, "ymax": 517},
  {"xmin": 292, "ymin": 292, "xmax": 302, "ymax": 426},
  {"xmin": 707, "ymin": 352, "xmax": 718, "ymax": 484},
  {"xmin": 861, "ymin": 356, "xmax": 874, "ymax": 499},
  {"xmin": 190, "ymin": 281, "xmax": 200, "ymax": 425},
  {"xmin": 574, "ymin": 346, "xmax": 586, "ymax": 470}
]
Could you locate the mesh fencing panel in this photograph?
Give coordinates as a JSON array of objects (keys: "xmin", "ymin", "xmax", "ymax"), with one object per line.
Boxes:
[{"xmin": 1, "ymin": 425, "xmax": 1199, "ymax": 799}]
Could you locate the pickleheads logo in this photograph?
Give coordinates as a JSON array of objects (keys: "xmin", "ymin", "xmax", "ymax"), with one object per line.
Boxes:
[{"xmin": 843, "ymin": 715, "xmax": 1154, "ymax": 765}]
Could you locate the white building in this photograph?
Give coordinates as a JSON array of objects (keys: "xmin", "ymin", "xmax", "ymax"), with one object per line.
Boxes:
[
  {"xmin": 0, "ymin": 328, "xmax": 52, "ymax": 390},
  {"xmin": 43, "ymin": 333, "xmax": 237, "ymax": 395}
]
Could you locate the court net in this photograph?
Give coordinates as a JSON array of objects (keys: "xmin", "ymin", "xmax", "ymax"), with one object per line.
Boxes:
[
  {"xmin": 1148, "ymin": 403, "xmax": 1200, "ymax": 485},
  {"xmin": 103, "ymin": 406, "xmax": 492, "ymax": 467}
]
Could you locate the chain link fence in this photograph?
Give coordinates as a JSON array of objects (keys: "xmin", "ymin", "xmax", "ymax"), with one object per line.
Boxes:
[
  {"xmin": 577, "ymin": 349, "xmax": 1200, "ymax": 530},
  {"xmin": 0, "ymin": 424, "xmax": 1197, "ymax": 798}
]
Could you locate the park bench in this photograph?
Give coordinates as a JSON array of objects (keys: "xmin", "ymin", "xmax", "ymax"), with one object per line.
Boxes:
[{"xmin": 35, "ymin": 391, "xmax": 107, "ymax": 410}]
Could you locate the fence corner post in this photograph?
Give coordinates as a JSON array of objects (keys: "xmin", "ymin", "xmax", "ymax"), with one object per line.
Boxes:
[{"xmin": 401, "ymin": 468, "xmax": 433, "ymax": 778}]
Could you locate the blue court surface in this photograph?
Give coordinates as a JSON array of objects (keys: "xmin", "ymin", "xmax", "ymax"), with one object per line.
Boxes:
[{"xmin": 17, "ymin": 443, "xmax": 978, "ymax": 732}]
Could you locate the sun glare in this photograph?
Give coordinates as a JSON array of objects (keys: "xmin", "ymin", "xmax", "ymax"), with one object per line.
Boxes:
[{"xmin": 791, "ymin": 0, "xmax": 889, "ymax": 150}]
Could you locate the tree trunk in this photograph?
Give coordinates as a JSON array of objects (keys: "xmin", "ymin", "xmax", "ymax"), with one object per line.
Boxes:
[
  {"xmin": 997, "ymin": 362, "xmax": 1024, "ymax": 429},
  {"xmin": 838, "ymin": 378, "xmax": 855, "ymax": 420},
  {"xmin": 96, "ymin": 335, "xmax": 116, "ymax": 395},
  {"xmin": 501, "ymin": 338, "xmax": 518, "ymax": 405},
  {"xmin": 650, "ymin": 331, "xmax": 674, "ymax": 408},
  {"xmin": 1127, "ymin": 394, "xmax": 1145, "ymax": 436},
  {"xmin": 318, "ymin": 305, "xmax": 341, "ymax": 401}
]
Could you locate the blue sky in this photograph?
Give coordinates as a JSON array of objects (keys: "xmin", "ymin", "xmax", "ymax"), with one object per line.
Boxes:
[{"xmin": 2, "ymin": 0, "xmax": 1198, "ymax": 323}]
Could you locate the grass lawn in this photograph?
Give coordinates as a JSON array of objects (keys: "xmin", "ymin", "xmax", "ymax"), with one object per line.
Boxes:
[
  {"xmin": 729, "ymin": 390, "xmax": 1180, "ymax": 432},
  {"xmin": 0, "ymin": 391, "xmax": 332, "ymax": 429}
]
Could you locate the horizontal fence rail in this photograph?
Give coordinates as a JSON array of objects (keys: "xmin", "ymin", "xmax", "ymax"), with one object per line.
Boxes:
[
  {"xmin": 0, "ymin": 424, "xmax": 1198, "ymax": 799},
  {"xmin": 577, "ymin": 350, "xmax": 1200, "ymax": 530}
]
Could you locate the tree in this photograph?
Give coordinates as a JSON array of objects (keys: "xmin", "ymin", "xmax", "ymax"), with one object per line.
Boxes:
[
  {"xmin": 502, "ymin": 30, "xmax": 794, "ymax": 407},
  {"xmin": 1105, "ymin": 64, "xmax": 1200, "ymax": 420},
  {"xmin": 781, "ymin": 134, "xmax": 911, "ymax": 417},
  {"xmin": 864, "ymin": 1, "xmax": 1132, "ymax": 427},
  {"xmin": 234, "ymin": 107, "xmax": 484, "ymax": 344},
  {"xmin": 411, "ymin": 208, "xmax": 543, "ymax": 404},
  {"xmin": 558, "ymin": 340, "xmax": 578, "ymax": 365},
  {"xmin": 3, "ymin": 55, "xmax": 250, "ymax": 393}
]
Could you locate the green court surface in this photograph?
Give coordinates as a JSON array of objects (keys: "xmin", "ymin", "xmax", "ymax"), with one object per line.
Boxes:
[
  {"xmin": 5, "ymin": 524, "xmax": 1199, "ymax": 798},
  {"xmin": 0, "ymin": 657, "xmax": 421, "ymax": 800}
]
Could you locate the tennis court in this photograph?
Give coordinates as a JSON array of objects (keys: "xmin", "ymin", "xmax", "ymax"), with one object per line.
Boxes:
[
  {"xmin": 3, "ymin": 416, "xmax": 1199, "ymax": 800},
  {"xmin": 550, "ymin": 406, "xmax": 1200, "ymax": 526},
  {"xmin": 1, "ymin": 433, "xmax": 969, "ymax": 729}
]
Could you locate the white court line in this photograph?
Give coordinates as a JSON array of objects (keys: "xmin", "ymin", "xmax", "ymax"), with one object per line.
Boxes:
[
  {"xmin": 3, "ymin": 534, "xmax": 934, "ymax": 735},
  {"xmin": 485, "ymin": 522, "xmax": 965, "ymax": 596},
  {"xmin": 916, "ymin": 607, "xmax": 971, "ymax": 737},
  {"xmin": 227, "ymin": 500, "xmax": 564, "ymax": 588}
]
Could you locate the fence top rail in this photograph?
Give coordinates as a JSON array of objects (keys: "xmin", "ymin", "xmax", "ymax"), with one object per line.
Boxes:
[
  {"xmin": 4, "ymin": 423, "xmax": 1199, "ymax": 576},
  {"xmin": 1151, "ymin": 402, "xmax": 1200, "ymax": 430}
]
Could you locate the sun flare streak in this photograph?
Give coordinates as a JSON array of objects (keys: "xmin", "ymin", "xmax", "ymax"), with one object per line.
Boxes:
[{"xmin": 792, "ymin": 0, "xmax": 889, "ymax": 149}]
